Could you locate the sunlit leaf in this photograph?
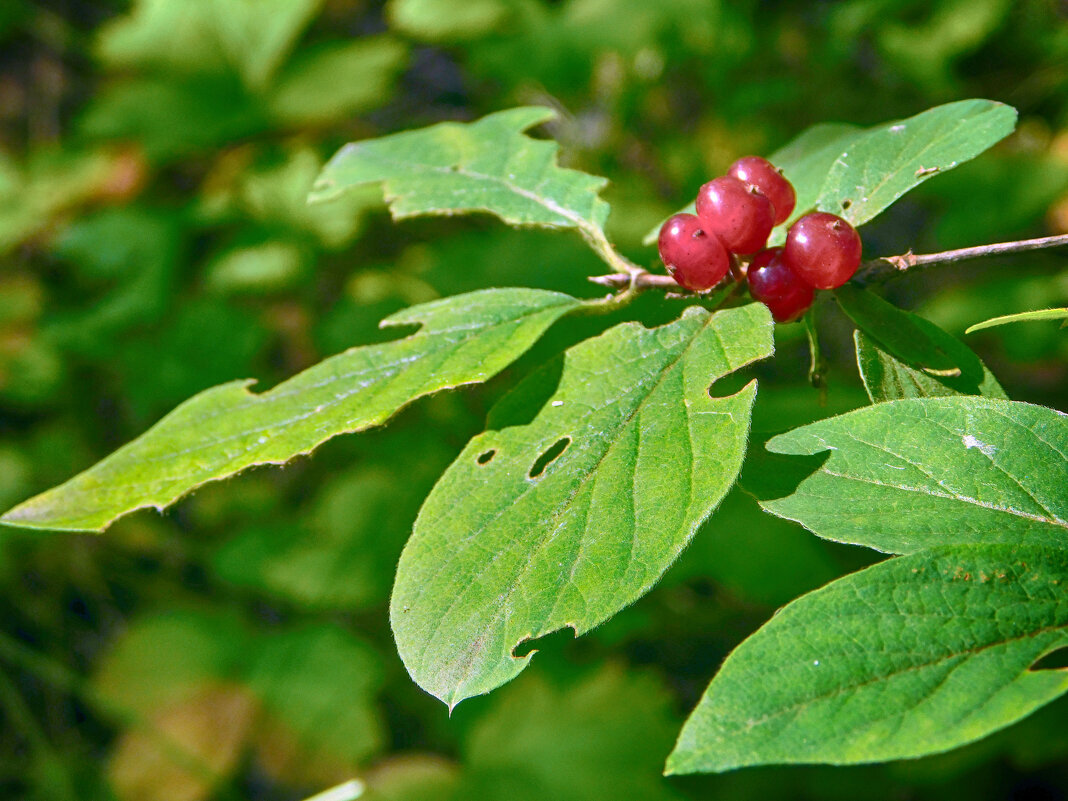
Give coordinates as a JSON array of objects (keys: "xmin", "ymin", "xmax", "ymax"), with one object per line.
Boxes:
[
  {"xmin": 668, "ymin": 544, "xmax": 1068, "ymax": 773},
  {"xmin": 644, "ymin": 100, "xmax": 1014, "ymax": 246},
  {"xmin": 765, "ymin": 122, "xmax": 862, "ymax": 243},
  {"xmin": 761, "ymin": 397, "xmax": 1067, "ymax": 554},
  {"xmin": 817, "ymin": 99, "xmax": 1016, "ymax": 228},
  {"xmin": 1, "ymin": 289, "xmax": 580, "ymax": 532},
  {"xmin": 392, "ymin": 303, "xmax": 774, "ymax": 707},
  {"xmin": 310, "ymin": 107, "xmax": 610, "ymax": 240}
]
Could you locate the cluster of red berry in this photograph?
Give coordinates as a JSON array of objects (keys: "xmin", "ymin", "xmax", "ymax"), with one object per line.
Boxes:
[{"xmin": 657, "ymin": 156, "xmax": 862, "ymax": 321}]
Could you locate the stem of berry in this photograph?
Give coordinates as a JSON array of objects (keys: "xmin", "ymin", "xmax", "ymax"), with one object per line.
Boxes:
[
  {"xmin": 856, "ymin": 233, "xmax": 1068, "ymax": 284},
  {"xmin": 581, "ymin": 225, "xmax": 645, "ymax": 277},
  {"xmin": 803, "ymin": 305, "xmax": 828, "ymax": 397}
]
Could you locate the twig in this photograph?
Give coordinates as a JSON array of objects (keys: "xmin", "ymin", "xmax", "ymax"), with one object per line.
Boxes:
[
  {"xmin": 591, "ymin": 232, "xmax": 1068, "ymax": 298},
  {"xmin": 856, "ymin": 233, "xmax": 1068, "ymax": 283},
  {"xmin": 588, "ymin": 272, "xmax": 681, "ymax": 290}
]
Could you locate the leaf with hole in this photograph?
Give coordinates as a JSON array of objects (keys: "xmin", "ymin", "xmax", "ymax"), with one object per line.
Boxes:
[
  {"xmin": 761, "ymin": 397, "xmax": 1068, "ymax": 554},
  {"xmin": 391, "ymin": 303, "xmax": 775, "ymax": 708},
  {"xmin": 0, "ymin": 288, "xmax": 580, "ymax": 532},
  {"xmin": 310, "ymin": 107, "xmax": 611, "ymax": 242},
  {"xmin": 668, "ymin": 543, "xmax": 1068, "ymax": 773}
]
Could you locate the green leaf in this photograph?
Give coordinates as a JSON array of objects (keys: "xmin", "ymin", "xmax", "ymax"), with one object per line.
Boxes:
[
  {"xmin": 391, "ymin": 303, "xmax": 774, "ymax": 708},
  {"xmin": 853, "ymin": 330, "xmax": 1006, "ymax": 402},
  {"xmin": 0, "ymin": 289, "xmax": 580, "ymax": 532},
  {"xmin": 640, "ymin": 121, "xmax": 862, "ymax": 247},
  {"xmin": 222, "ymin": 148, "xmax": 380, "ymax": 250},
  {"xmin": 817, "ymin": 99, "xmax": 1017, "ymax": 228},
  {"xmin": 310, "ymin": 107, "xmax": 610, "ymax": 237},
  {"xmin": 643, "ymin": 100, "xmax": 1014, "ymax": 247},
  {"xmin": 966, "ymin": 307, "xmax": 1068, "ymax": 334},
  {"xmin": 765, "ymin": 122, "xmax": 862, "ymax": 243},
  {"xmin": 761, "ymin": 397, "xmax": 1068, "ymax": 554},
  {"xmin": 268, "ymin": 37, "xmax": 408, "ymax": 126},
  {"xmin": 837, "ymin": 284, "xmax": 994, "ymax": 382},
  {"xmin": 667, "ymin": 543, "xmax": 1068, "ymax": 773}
]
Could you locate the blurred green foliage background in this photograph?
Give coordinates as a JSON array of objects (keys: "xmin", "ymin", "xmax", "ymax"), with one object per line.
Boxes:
[{"xmin": 1, "ymin": 1, "xmax": 1067, "ymax": 800}]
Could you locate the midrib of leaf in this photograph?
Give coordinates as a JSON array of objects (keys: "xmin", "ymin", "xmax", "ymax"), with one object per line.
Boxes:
[
  {"xmin": 2, "ymin": 292, "xmax": 581, "ymax": 531},
  {"xmin": 827, "ymin": 110, "xmax": 996, "ymax": 220},
  {"xmin": 829, "ymin": 427, "xmax": 1067, "ymax": 527},
  {"xmin": 809, "ymin": 470, "xmax": 1062, "ymax": 529},
  {"xmin": 412, "ymin": 313, "xmax": 738, "ymax": 690},
  {"xmin": 78, "ymin": 309, "xmax": 546, "ymax": 488},
  {"xmin": 378, "ymin": 146, "xmax": 620, "ymax": 268},
  {"xmin": 728, "ymin": 621, "xmax": 1067, "ymax": 736}
]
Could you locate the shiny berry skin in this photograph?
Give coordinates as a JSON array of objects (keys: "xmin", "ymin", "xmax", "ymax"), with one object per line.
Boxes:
[
  {"xmin": 695, "ymin": 176, "xmax": 775, "ymax": 255},
  {"xmin": 728, "ymin": 156, "xmax": 796, "ymax": 225},
  {"xmin": 783, "ymin": 212, "xmax": 862, "ymax": 289},
  {"xmin": 747, "ymin": 247, "xmax": 814, "ymax": 322},
  {"xmin": 657, "ymin": 213, "xmax": 730, "ymax": 291}
]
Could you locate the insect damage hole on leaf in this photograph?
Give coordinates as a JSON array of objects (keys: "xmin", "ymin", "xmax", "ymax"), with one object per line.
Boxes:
[
  {"xmin": 511, "ymin": 625, "xmax": 579, "ymax": 659},
  {"xmin": 477, "ymin": 449, "xmax": 497, "ymax": 465},
  {"xmin": 527, "ymin": 437, "xmax": 571, "ymax": 479},
  {"xmin": 1030, "ymin": 646, "xmax": 1068, "ymax": 672}
]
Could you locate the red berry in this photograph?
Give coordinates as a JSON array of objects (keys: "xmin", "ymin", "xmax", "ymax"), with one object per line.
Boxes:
[
  {"xmin": 747, "ymin": 247, "xmax": 814, "ymax": 322},
  {"xmin": 657, "ymin": 213, "xmax": 730, "ymax": 291},
  {"xmin": 728, "ymin": 156, "xmax": 796, "ymax": 225},
  {"xmin": 695, "ymin": 176, "xmax": 775, "ymax": 255},
  {"xmin": 782, "ymin": 212, "xmax": 862, "ymax": 289}
]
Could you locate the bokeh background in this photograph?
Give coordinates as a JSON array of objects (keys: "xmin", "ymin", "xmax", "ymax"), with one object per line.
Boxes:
[{"xmin": 1, "ymin": 1, "xmax": 1067, "ymax": 800}]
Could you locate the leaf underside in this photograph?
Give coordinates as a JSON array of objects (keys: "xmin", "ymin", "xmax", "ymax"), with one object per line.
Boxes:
[
  {"xmin": 391, "ymin": 303, "xmax": 775, "ymax": 708},
  {"xmin": 853, "ymin": 330, "xmax": 1006, "ymax": 401},
  {"xmin": 310, "ymin": 106, "xmax": 610, "ymax": 233},
  {"xmin": 1, "ymin": 288, "xmax": 580, "ymax": 532},
  {"xmin": 668, "ymin": 543, "xmax": 1068, "ymax": 774},
  {"xmin": 842, "ymin": 286, "xmax": 1008, "ymax": 402},
  {"xmin": 761, "ymin": 397, "xmax": 1067, "ymax": 554}
]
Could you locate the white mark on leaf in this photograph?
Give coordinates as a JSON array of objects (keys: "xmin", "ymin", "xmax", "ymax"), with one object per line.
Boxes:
[{"xmin": 963, "ymin": 434, "xmax": 996, "ymax": 457}]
